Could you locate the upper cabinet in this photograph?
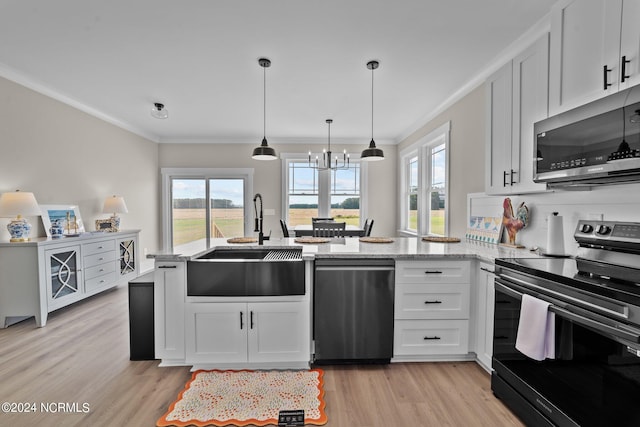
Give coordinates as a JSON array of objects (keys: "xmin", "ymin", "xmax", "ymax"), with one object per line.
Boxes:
[
  {"xmin": 549, "ymin": 0, "xmax": 640, "ymax": 115},
  {"xmin": 486, "ymin": 34, "xmax": 549, "ymax": 195}
]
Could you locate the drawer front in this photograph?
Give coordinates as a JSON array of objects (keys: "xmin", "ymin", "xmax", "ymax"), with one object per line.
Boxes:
[
  {"xmin": 394, "ymin": 319, "xmax": 469, "ymax": 356},
  {"xmin": 84, "ymin": 250, "xmax": 116, "ymax": 268},
  {"xmin": 84, "ymin": 271, "xmax": 117, "ymax": 293},
  {"xmin": 395, "ymin": 283, "xmax": 470, "ymax": 320},
  {"xmin": 83, "ymin": 239, "xmax": 115, "ymax": 256},
  {"xmin": 84, "ymin": 260, "xmax": 116, "ymax": 280},
  {"xmin": 396, "ymin": 260, "xmax": 470, "ymax": 284}
]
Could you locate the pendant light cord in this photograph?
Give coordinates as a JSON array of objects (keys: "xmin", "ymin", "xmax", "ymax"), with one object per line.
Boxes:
[
  {"xmin": 371, "ymin": 66, "xmax": 374, "ymax": 140},
  {"xmin": 263, "ymin": 64, "xmax": 267, "ymax": 139}
]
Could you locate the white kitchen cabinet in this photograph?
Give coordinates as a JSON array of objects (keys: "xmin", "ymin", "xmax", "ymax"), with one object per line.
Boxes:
[
  {"xmin": 0, "ymin": 231, "xmax": 139, "ymax": 328},
  {"xmin": 486, "ymin": 34, "xmax": 549, "ymax": 195},
  {"xmin": 549, "ymin": 0, "xmax": 640, "ymax": 115},
  {"xmin": 474, "ymin": 262, "xmax": 496, "ymax": 373},
  {"xmin": 393, "ymin": 260, "xmax": 472, "ymax": 361},
  {"xmin": 185, "ymin": 301, "xmax": 310, "ymax": 366},
  {"xmin": 154, "ymin": 261, "xmax": 186, "ymax": 363}
]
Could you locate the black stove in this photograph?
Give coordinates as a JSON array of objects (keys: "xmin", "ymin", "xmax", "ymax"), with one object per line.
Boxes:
[{"xmin": 492, "ymin": 220, "xmax": 640, "ymax": 427}]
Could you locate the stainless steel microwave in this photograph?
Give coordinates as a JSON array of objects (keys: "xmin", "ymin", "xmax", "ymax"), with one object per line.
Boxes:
[{"xmin": 534, "ymin": 86, "xmax": 640, "ymax": 187}]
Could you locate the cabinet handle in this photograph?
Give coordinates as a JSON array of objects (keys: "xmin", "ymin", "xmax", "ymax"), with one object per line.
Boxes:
[
  {"xmin": 250, "ymin": 311, "xmax": 254, "ymax": 329},
  {"xmin": 509, "ymin": 169, "xmax": 517, "ymax": 185},
  {"xmin": 240, "ymin": 312, "xmax": 244, "ymax": 330},
  {"xmin": 424, "ymin": 300, "xmax": 442, "ymax": 304},
  {"xmin": 424, "ymin": 336, "xmax": 441, "ymax": 340},
  {"xmin": 604, "ymin": 65, "xmax": 613, "ymax": 90},
  {"xmin": 424, "ymin": 270, "xmax": 443, "ymax": 274},
  {"xmin": 622, "ymin": 56, "xmax": 631, "ymax": 83},
  {"xmin": 480, "ymin": 267, "xmax": 495, "ymax": 274},
  {"xmin": 158, "ymin": 265, "xmax": 177, "ymax": 269},
  {"xmin": 503, "ymin": 170, "xmax": 508, "ymax": 187}
]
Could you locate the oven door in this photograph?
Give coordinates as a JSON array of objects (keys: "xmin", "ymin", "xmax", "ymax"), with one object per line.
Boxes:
[{"xmin": 492, "ymin": 278, "xmax": 640, "ymax": 427}]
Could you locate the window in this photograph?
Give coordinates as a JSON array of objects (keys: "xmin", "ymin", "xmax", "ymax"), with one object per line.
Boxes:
[
  {"xmin": 283, "ymin": 156, "xmax": 365, "ymax": 227},
  {"xmin": 399, "ymin": 122, "xmax": 450, "ymax": 236},
  {"xmin": 161, "ymin": 168, "xmax": 253, "ymax": 251}
]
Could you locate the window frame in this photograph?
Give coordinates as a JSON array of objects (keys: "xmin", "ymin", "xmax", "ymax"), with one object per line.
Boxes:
[
  {"xmin": 161, "ymin": 168, "xmax": 254, "ymax": 251},
  {"xmin": 398, "ymin": 121, "xmax": 450, "ymax": 236},
  {"xmin": 281, "ymin": 153, "xmax": 368, "ymax": 226}
]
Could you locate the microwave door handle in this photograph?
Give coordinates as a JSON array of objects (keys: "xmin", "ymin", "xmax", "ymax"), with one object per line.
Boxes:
[{"xmin": 495, "ymin": 282, "xmax": 640, "ymax": 344}]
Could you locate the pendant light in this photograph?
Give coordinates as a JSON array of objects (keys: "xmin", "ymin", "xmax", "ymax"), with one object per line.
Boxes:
[
  {"xmin": 252, "ymin": 58, "xmax": 277, "ymax": 160},
  {"xmin": 151, "ymin": 102, "xmax": 168, "ymax": 119},
  {"xmin": 361, "ymin": 60, "xmax": 384, "ymax": 161},
  {"xmin": 308, "ymin": 119, "xmax": 350, "ymax": 170}
]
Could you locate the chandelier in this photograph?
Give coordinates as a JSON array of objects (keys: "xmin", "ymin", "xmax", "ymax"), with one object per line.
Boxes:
[{"xmin": 308, "ymin": 119, "xmax": 351, "ymax": 170}]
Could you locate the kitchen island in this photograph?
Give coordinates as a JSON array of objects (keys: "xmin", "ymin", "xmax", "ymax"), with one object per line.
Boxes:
[{"xmin": 149, "ymin": 237, "xmax": 540, "ymax": 370}]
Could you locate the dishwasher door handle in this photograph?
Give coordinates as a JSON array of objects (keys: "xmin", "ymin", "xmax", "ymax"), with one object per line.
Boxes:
[{"xmin": 315, "ymin": 266, "xmax": 395, "ymax": 271}]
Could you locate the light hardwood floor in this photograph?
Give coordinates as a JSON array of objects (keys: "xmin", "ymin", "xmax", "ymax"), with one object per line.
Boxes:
[{"xmin": 0, "ymin": 285, "xmax": 524, "ymax": 427}]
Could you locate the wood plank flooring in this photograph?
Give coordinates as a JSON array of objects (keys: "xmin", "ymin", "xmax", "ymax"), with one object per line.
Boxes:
[{"xmin": 0, "ymin": 285, "xmax": 524, "ymax": 427}]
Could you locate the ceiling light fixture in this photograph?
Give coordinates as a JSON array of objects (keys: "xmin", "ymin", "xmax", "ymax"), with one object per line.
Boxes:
[
  {"xmin": 361, "ymin": 60, "xmax": 384, "ymax": 161},
  {"xmin": 252, "ymin": 58, "xmax": 277, "ymax": 160},
  {"xmin": 308, "ymin": 119, "xmax": 350, "ymax": 171},
  {"xmin": 151, "ymin": 102, "xmax": 168, "ymax": 119}
]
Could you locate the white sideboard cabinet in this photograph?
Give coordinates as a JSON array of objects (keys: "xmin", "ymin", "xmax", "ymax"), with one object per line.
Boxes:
[{"xmin": 0, "ymin": 230, "xmax": 139, "ymax": 328}]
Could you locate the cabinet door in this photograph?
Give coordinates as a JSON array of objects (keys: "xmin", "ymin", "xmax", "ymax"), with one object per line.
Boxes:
[
  {"xmin": 117, "ymin": 237, "xmax": 136, "ymax": 276},
  {"xmin": 475, "ymin": 263, "xmax": 495, "ymax": 372},
  {"xmin": 186, "ymin": 302, "xmax": 247, "ymax": 364},
  {"xmin": 619, "ymin": 0, "xmax": 640, "ymax": 90},
  {"xmin": 485, "ymin": 61, "xmax": 513, "ymax": 195},
  {"xmin": 248, "ymin": 302, "xmax": 310, "ymax": 364},
  {"xmin": 549, "ymin": 0, "xmax": 623, "ymax": 115},
  {"xmin": 45, "ymin": 245, "xmax": 83, "ymax": 311},
  {"xmin": 511, "ymin": 34, "xmax": 549, "ymax": 194},
  {"xmin": 154, "ymin": 262, "xmax": 186, "ymax": 361}
]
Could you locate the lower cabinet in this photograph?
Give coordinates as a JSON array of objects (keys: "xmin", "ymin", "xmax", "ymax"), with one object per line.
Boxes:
[
  {"xmin": 154, "ymin": 261, "xmax": 186, "ymax": 362},
  {"xmin": 474, "ymin": 262, "xmax": 496, "ymax": 372},
  {"xmin": 393, "ymin": 260, "xmax": 471, "ymax": 361},
  {"xmin": 185, "ymin": 301, "xmax": 310, "ymax": 366}
]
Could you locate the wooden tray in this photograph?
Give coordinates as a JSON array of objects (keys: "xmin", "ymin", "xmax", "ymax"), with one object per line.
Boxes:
[
  {"xmin": 226, "ymin": 237, "xmax": 258, "ymax": 243},
  {"xmin": 294, "ymin": 237, "xmax": 331, "ymax": 244},
  {"xmin": 359, "ymin": 237, "xmax": 394, "ymax": 243},
  {"xmin": 422, "ymin": 236, "xmax": 461, "ymax": 243}
]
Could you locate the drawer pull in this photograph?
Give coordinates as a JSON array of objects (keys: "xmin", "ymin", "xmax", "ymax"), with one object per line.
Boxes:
[
  {"xmin": 424, "ymin": 300, "xmax": 442, "ymax": 304},
  {"xmin": 424, "ymin": 270, "xmax": 443, "ymax": 274},
  {"xmin": 99, "ymin": 280, "xmax": 105, "ymax": 284},
  {"xmin": 98, "ymin": 257, "xmax": 104, "ymax": 261},
  {"xmin": 99, "ymin": 269, "xmax": 104, "ymax": 272},
  {"xmin": 480, "ymin": 267, "xmax": 495, "ymax": 274},
  {"xmin": 158, "ymin": 265, "xmax": 177, "ymax": 269},
  {"xmin": 424, "ymin": 336, "xmax": 441, "ymax": 340},
  {"xmin": 98, "ymin": 246, "xmax": 104, "ymax": 249}
]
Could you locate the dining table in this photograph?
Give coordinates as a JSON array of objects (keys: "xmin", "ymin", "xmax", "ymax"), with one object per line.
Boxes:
[{"xmin": 293, "ymin": 224, "xmax": 365, "ymax": 237}]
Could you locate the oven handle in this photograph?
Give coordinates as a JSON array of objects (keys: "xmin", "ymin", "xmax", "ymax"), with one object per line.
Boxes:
[
  {"xmin": 500, "ymin": 273, "xmax": 629, "ymax": 320},
  {"xmin": 495, "ymin": 281, "xmax": 640, "ymax": 344}
]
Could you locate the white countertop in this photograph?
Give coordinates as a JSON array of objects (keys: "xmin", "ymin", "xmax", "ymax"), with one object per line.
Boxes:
[{"xmin": 149, "ymin": 236, "xmax": 541, "ymax": 263}]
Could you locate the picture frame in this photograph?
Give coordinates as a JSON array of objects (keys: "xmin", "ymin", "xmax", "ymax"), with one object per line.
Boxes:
[
  {"xmin": 95, "ymin": 218, "xmax": 117, "ymax": 232},
  {"xmin": 40, "ymin": 204, "xmax": 85, "ymax": 237}
]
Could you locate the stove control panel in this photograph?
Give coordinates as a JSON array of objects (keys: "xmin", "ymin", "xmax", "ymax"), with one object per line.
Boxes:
[{"xmin": 575, "ymin": 220, "xmax": 640, "ymax": 244}]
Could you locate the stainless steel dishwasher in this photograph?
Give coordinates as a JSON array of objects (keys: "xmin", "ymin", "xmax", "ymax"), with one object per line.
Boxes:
[{"xmin": 313, "ymin": 258, "xmax": 395, "ymax": 364}]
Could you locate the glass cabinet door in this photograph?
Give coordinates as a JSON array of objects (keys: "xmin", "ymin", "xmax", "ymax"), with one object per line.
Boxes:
[
  {"xmin": 119, "ymin": 238, "xmax": 136, "ymax": 275},
  {"xmin": 45, "ymin": 245, "xmax": 81, "ymax": 307}
]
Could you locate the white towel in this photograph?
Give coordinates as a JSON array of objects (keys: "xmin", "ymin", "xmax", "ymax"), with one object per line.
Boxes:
[{"xmin": 515, "ymin": 294, "xmax": 555, "ymax": 361}]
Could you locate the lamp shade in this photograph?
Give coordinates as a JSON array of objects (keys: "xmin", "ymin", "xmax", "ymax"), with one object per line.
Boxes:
[
  {"xmin": 0, "ymin": 190, "xmax": 41, "ymax": 217},
  {"xmin": 360, "ymin": 140, "xmax": 385, "ymax": 161},
  {"xmin": 102, "ymin": 196, "xmax": 128, "ymax": 214}
]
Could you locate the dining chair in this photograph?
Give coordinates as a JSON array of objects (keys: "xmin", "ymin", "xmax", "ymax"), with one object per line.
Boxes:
[
  {"xmin": 313, "ymin": 221, "xmax": 346, "ymax": 237},
  {"xmin": 365, "ymin": 219, "xmax": 374, "ymax": 236},
  {"xmin": 280, "ymin": 219, "xmax": 290, "ymax": 237},
  {"xmin": 312, "ymin": 217, "xmax": 334, "ymax": 223}
]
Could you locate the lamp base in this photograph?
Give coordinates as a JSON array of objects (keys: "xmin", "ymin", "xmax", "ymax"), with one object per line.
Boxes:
[{"xmin": 7, "ymin": 217, "xmax": 32, "ymax": 242}]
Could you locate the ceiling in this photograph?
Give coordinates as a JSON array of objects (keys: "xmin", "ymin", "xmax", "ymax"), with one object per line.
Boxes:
[{"xmin": 0, "ymin": 0, "xmax": 556, "ymax": 145}]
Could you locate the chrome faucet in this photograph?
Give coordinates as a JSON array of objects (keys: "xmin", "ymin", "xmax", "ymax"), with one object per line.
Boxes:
[{"xmin": 253, "ymin": 193, "xmax": 264, "ymax": 245}]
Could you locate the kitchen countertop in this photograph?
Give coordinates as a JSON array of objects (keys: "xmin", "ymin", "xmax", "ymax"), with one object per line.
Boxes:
[{"xmin": 148, "ymin": 236, "xmax": 542, "ymax": 263}]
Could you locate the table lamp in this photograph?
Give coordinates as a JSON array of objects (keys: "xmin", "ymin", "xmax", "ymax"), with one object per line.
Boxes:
[
  {"xmin": 102, "ymin": 195, "xmax": 128, "ymax": 231},
  {"xmin": 0, "ymin": 190, "xmax": 41, "ymax": 242}
]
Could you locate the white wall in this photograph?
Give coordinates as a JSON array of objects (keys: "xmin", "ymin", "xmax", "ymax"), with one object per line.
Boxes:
[
  {"xmin": 468, "ymin": 184, "xmax": 640, "ymax": 256},
  {"xmin": 0, "ymin": 76, "xmax": 160, "ymax": 272},
  {"xmin": 158, "ymin": 141, "xmax": 397, "ymax": 237}
]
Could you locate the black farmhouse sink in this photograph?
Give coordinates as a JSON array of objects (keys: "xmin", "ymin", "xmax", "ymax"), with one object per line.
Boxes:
[{"xmin": 187, "ymin": 248, "xmax": 305, "ymax": 296}]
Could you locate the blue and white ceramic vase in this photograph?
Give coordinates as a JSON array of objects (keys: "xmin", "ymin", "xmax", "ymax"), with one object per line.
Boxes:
[
  {"xmin": 49, "ymin": 218, "xmax": 65, "ymax": 238},
  {"xmin": 7, "ymin": 217, "xmax": 31, "ymax": 242}
]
